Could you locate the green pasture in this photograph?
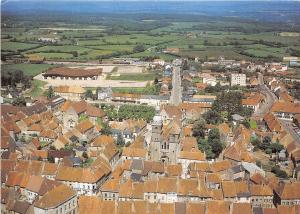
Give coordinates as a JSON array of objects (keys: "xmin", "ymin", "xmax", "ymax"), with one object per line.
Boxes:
[{"xmin": 2, "ymin": 41, "xmax": 41, "ymax": 51}]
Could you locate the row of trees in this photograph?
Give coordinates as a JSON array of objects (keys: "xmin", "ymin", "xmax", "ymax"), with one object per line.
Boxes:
[{"xmin": 1, "ymin": 70, "xmax": 32, "ymax": 88}]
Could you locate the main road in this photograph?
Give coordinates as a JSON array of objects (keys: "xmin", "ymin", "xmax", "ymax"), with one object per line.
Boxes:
[
  {"xmin": 256, "ymin": 73, "xmax": 299, "ymax": 143},
  {"xmin": 170, "ymin": 66, "xmax": 182, "ymax": 106}
]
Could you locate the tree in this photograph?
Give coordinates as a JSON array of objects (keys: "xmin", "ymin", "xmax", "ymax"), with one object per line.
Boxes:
[
  {"xmin": 242, "ymin": 107, "xmax": 254, "ymax": 117},
  {"xmin": 203, "ymin": 110, "xmax": 222, "ymax": 125},
  {"xmin": 49, "ymin": 145, "xmax": 56, "ymax": 150},
  {"xmin": 82, "ymin": 151, "xmax": 88, "ymax": 159},
  {"xmin": 46, "ymin": 86, "xmax": 54, "ymax": 99},
  {"xmin": 63, "ymin": 144, "xmax": 74, "ymax": 152},
  {"xmin": 85, "ymin": 89, "xmax": 93, "ymax": 99},
  {"xmin": 241, "ymin": 120, "xmax": 250, "ymax": 129},
  {"xmin": 12, "ymin": 96, "xmax": 26, "ymax": 107},
  {"xmin": 270, "ymin": 142, "xmax": 284, "ymax": 153},
  {"xmin": 250, "ymin": 136, "xmax": 260, "ymax": 148},
  {"xmin": 117, "ymin": 133, "xmax": 125, "ymax": 147},
  {"xmin": 197, "ymin": 138, "xmax": 214, "ymax": 159},
  {"xmin": 79, "ymin": 114, "xmax": 88, "ymax": 122},
  {"xmin": 192, "ymin": 118, "xmax": 206, "ymax": 139},
  {"xmin": 133, "ymin": 44, "xmax": 146, "ymax": 53},
  {"xmin": 208, "ymin": 128, "xmax": 224, "ymax": 158},
  {"xmin": 47, "ymin": 156, "xmax": 55, "ymax": 163},
  {"xmin": 271, "ymin": 166, "xmax": 288, "ymax": 178},
  {"xmin": 212, "ymin": 91, "xmax": 245, "ymax": 119},
  {"xmin": 118, "ymin": 105, "xmax": 155, "ymax": 122},
  {"xmin": 2, "ymin": 69, "xmax": 28, "ymax": 87},
  {"xmin": 101, "ymin": 122, "xmax": 112, "ymax": 135},
  {"xmin": 188, "ymin": 44, "xmax": 194, "ymax": 49},
  {"xmin": 260, "ymin": 136, "xmax": 272, "ymax": 151},
  {"xmin": 208, "ymin": 128, "xmax": 220, "ymax": 142},
  {"xmin": 256, "ymin": 160, "xmax": 262, "ymax": 168}
]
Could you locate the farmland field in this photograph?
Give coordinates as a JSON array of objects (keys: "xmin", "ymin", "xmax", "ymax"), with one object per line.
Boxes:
[
  {"xmin": 2, "ymin": 41, "xmax": 41, "ymax": 52},
  {"xmin": 26, "ymin": 52, "xmax": 74, "ymax": 59},
  {"xmin": 26, "ymin": 45, "xmax": 92, "ymax": 54},
  {"xmin": 1, "ymin": 9, "xmax": 300, "ymax": 64}
]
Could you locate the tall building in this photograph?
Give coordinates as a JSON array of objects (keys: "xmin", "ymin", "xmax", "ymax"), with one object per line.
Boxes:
[
  {"xmin": 149, "ymin": 115, "xmax": 181, "ymax": 164},
  {"xmin": 149, "ymin": 115, "xmax": 163, "ymax": 162},
  {"xmin": 231, "ymin": 73, "xmax": 246, "ymax": 86}
]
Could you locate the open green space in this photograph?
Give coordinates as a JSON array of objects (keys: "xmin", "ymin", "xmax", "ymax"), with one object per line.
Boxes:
[
  {"xmin": 2, "ymin": 63, "xmax": 57, "ymax": 76},
  {"xmin": 249, "ymin": 120, "xmax": 257, "ymax": 130},
  {"xmin": 28, "ymin": 80, "xmax": 47, "ymax": 97},
  {"xmin": 112, "ymin": 87, "xmax": 145, "ymax": 94}
]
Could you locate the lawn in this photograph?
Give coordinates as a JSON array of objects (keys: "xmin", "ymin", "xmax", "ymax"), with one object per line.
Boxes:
[
  {"xmin": 28, "ymin": 80, "xmax": 47, "ymax": 97},
  {"xmin": 106, "ymin": 73, "xmax": 156, "ymax": 81},
  {"xmin": 249, "ymin": 120, "xmax": 257, "ymax": 130},
  {"xmin": 2, "ymin": 63, "xmax": 57, "ymax": 76},
  {"xmin": 112, "ymin": 87, "xmax": 145, "ymax": 94}
]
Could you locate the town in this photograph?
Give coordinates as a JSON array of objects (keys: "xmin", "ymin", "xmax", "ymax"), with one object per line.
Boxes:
[
  {"xmin": 1, "ymin": 54, "xmax": 300, "ymax": 214},
  {"xmin": 1, "ymin": 1, "xmax": 300, "ymax": 214}
]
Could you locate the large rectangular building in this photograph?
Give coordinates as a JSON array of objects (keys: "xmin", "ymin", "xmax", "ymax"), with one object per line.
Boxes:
[
  {"xmin": 231, "ymin": 73, "xmax": 246, "ymax": 86},
  {"xmin": 43, "ymin": 67, "xmax": 102, "ymax": 80}
]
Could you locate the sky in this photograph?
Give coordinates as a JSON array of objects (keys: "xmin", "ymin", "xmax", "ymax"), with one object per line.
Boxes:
[{"xmin": 3, "ymin": 0, "xmax": 298, "ymax": 1}]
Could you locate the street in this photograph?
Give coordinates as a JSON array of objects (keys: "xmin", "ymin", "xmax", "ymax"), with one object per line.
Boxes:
[
  {"xmin": 253, "ymin": 73, "xmax": 278, "ymax": 118},
  {"xmin": 170, "ymin": 66, "xmax": 182, "ymax": 106},
  {"xmin": 257, "ymin": 73, "xmax": 300, "ymax": 144}
]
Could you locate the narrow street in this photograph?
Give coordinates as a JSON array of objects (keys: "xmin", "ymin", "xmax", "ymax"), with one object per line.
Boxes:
[
  {"xmin": 253, "ymin": 73, "xmax": 278, "ymax": 118},
  {"xmin": 170, "ymin": 66, "xmax": 182, "ymax": 106}
]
